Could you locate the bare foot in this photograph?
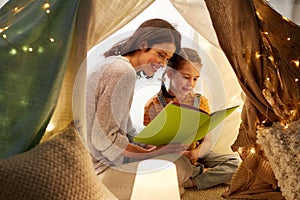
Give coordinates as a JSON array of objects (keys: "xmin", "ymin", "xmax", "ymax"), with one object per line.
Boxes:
[{"xmin": 203, "ymin": 168, "xmax": 210, "ymax": 173}]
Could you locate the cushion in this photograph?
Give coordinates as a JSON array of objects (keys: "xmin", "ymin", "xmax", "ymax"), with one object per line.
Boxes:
[{"xmin": 0, "ymin": 124, "xmax": 117, "ymax": 200}]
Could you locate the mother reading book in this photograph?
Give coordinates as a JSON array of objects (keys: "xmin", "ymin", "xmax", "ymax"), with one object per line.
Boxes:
[{"xmin": 142, "ymin": 47, "xmax": 241, "ymax": 190}]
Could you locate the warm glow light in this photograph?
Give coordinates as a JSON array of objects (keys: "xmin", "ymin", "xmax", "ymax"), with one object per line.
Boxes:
[
  {"xmin": 22, "ymin": 46, "xmax": 28, "ymax": 52},
  {"xmin": 131, "ymin": 159, "xmax": 180, "ymax": 200},
  {"xmin": 268, "ymin": 55, "xmax": 274, "ymax": 63},
  {"xmin": 256, "ymin": 11, "xmax": 262, "ymax": 20},
  {"xmin": 280, "ymin": 121, "xmax": 289, "ymax": 129},
  {"xmin": 46, "ymin": 9, "xmax": 51, "ymax": 14},
  {"xmin": 49, "ymin": 37, "xmax": 55, "ymax": 42},
  {"xmin": 37, "ymin": 47, "xmax": 44, "ymax": 53},
  {"xmin": 238, "ymin": 147, "xmax": 243, "ymax": 153},
  {"xmin": 28, "ymin": 47, "xmax": 33, "ymax": 52},
  {"xmin": 266, "ymin": 77, "xmax": 270, "ymax": 81},
  {"xmin": 250, "ymin": 148, "xmax": 255, "ymax": 154},
  {"xmin": 12, "ymin": 6, "xmax": 23, "ymax": 14},
  {"xmin": 255, "ymin": 52, "xmax": 261, "ymax": 59},
  {"xmin": 9, "ymin": 49, "xmax": 17, "ymax": 55},
  {"xmin": 0, "ymin": 26, "xmax": 8, "ymax": 33},
  {"xmin": 43, "ymin": 3, "xmax": 50, "ymax": 9},
  {"xmin": 287, "ymin": 37, "xmax": 291, "ymax": 41},
  {"xmin": 262, "ymin": 31, "xmax": 269, "ymax": 35},
  {"xmin": 295, "ymin": 78, "xmax": 299, "ymax": 82},
  {"xmin": 282, "ymin": 16, "xmax": 290, "ymax": 22},
  {"xmin": 292, "ymin": 60, "xmax": 299, "ymax": 67},
  {"xmin": 46, "ymin": 122, "xmax": 55, "ymax": 132},
  {"xmin": 2, "ymin": 34, "xmax": 7, "ymax": 39}
]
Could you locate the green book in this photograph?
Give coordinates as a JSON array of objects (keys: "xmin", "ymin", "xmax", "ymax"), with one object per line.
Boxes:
[{"xmin": 133, "ymin": 102, "xmax": 239, "ymax": 146}]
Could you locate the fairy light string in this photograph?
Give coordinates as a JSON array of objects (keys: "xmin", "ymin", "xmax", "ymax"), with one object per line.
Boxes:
[
  {"xmin": 0, "ymin": 1, "xmax": 55, "ymax": 55},
  {"xmin": 237, "ymin": 0, "xmax": 300, "ymax": 158}
]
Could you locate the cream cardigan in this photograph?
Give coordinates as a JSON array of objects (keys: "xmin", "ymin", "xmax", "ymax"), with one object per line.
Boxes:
[{"xmin": 85, "ymin": 56, "xmax": 137, "ymax": 174}]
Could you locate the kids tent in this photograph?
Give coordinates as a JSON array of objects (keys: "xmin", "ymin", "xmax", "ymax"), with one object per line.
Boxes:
[{"xmin": 0, "ymin": 0, "xmax": 299, "ymax": 199}]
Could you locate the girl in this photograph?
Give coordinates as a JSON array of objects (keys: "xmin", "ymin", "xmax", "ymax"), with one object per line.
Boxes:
[
  {"xmin": 83, "ymin": 19, "xmax": 192, "ymax": 199},
  {"xmin": 144, "ymin": 47, "xmax": 240, "ymax": 190}
]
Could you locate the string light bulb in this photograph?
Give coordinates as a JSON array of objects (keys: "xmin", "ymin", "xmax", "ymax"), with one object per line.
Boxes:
[
  {"xmin": 256, "ymin": 11, "xmax": 262, "ymax": 20},
  {"xmin": 255, "ymin": 51, "xmax": 261, "ymax": 59},
  {"xmin": 0, "ymin": 26, "xmax": 8, "ymax": 33},
  {"xmin": 46, "ymin": 122, "xmax": 55, "ymax": 132},
  {"xmin": 43, "ymin": 3, "xmax": 50, "ymax": 10},
  {"xmin": 262, "ymin": 31, "xmax": 269, "ymax": 35},
  {"xmin": 282, "ymin": 16, "xmax": 290, "ymax": 22},
  {"xmin": 268, "ymin": 55, "xmax": 274, "ymax": 63},
  {"xmin": 9, "ymin": 49, "xmax": 17, "ymax": 55},
  {"xmin": 292, "ymin": 60, "xmax": 299, "ymax": 67},
  {"xmin": 250, "ymin": 148, "xmax": 256, "ymax": 154}
]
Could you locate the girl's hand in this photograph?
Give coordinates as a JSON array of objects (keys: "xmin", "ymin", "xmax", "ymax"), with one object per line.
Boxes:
[{"xmin": 183, "ymin": 143, "xmax": 202, "ymax": 161}]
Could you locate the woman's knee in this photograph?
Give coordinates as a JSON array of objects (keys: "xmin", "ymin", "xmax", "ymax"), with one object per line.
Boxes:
[{"xmin": 174, "ymin": 156, "xmax": 193, "ymax": 184}]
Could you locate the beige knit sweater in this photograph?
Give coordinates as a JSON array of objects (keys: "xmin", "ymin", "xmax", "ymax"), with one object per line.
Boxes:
[{"xmin": 85, "ymin": 56, "xmax": 137, "ymax": 174}]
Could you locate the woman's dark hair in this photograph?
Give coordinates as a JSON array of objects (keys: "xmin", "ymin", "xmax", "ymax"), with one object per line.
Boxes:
[
  {"xmin": 104, "ymin": 18, "xmax": 181, "ymax": 57},
  {"xmin": 161, "ymin": 47, "xmax": 202, "ymax": 97}
]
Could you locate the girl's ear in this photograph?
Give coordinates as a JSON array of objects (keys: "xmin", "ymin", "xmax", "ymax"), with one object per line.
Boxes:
[
  {"xmin": 139, "ymin": 41, "xmax": 148, "ymax": 51},
  {"xmin": 166, "ymin": 67, "xmax": 174, "ymax": 79}
]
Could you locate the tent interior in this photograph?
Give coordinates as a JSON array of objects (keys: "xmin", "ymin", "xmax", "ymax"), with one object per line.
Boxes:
[
  {"xmin": 86, "ymin": 0, "xmax": 299, "ymax": 154},
  {"xmin": 0, "ymin": 0, "xmax": 299, "ymax": 199}
]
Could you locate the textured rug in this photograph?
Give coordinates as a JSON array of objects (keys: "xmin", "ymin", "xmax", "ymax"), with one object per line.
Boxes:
[{"xmin": 182, "ymin": 184, "xmax": 228, "ymax": 200}]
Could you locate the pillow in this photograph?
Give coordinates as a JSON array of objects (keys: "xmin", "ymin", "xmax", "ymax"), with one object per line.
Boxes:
[{"xmin": 0, "ymin": 124, "xmax": 117, "ymax": 200}]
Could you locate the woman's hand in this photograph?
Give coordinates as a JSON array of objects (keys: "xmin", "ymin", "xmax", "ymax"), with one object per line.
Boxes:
[
  {"xmin": 150, "ymin": 143, "xmax": 188, "ymax": 155},
  {"xmin": 144, "ymin": 144, "xmax": 157, "ymax": 151},
  {"xmin": 123, "ymin": 143, "xmax": 188, "ymax": 160}
]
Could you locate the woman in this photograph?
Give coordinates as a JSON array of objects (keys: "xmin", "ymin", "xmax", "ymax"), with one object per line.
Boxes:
[{"xmin": 84, "ymin": 19, "xmax": 192, "ymax": 199}]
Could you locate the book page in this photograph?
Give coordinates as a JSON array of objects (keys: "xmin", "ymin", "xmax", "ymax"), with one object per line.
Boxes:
[{"xmin": 133, "ymin": 103, "xmax": 211, "ymax": 145}]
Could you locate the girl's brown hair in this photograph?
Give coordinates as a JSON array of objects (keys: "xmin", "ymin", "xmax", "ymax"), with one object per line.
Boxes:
[
  {"xmin": 161, "ymin": 47, "xmax": 202, "ymax": 97},
  {"xmin": 104, "ymin": 18, "xmax": 181, "ymax": 57},
  {"xmin": 168, "ymin": 47, "xmax": 202, "ymax": 70}
]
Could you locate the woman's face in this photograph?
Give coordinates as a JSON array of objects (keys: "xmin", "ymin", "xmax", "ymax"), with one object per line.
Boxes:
[
  {"xmin": 168, "ymin": 62, "xmax": 201, "ymax": 99},
  {"xmin": 138, "ymin": 42, "xmax": 176, "ymax": 77}
]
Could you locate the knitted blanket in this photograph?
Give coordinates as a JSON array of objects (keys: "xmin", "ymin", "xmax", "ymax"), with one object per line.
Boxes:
[{"xmin": 257, "ymin": 119, "xmax": 300, "ymax": 200}]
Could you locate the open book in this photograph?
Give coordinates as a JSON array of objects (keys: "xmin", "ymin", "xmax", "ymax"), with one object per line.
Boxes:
[{"xmin": 133, "ymin": 102, "xmax": 239, "ymax": 146}]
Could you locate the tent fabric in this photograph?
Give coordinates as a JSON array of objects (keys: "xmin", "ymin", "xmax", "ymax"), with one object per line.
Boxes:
[
  {"xmin": 1, "ymin": 0, "xmax": 299, "ymax": 199},
  {"xmin": 42, "ymin": 0, "xmax": 154, "ymax": 141},
  {"xmin": 205, "ymin": 0, "xmax": 300, "ymax": 199},
  {"xmin": 0, "ymin": 0, "xmax": 80, "ymax": 158}
]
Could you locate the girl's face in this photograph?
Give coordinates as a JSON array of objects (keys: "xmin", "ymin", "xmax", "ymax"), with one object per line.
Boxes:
[
  {"xmin": 138, "ymin": 42, "xmax": 176, "ymax": 77},
  {"xmin": 168, "ymin": 62, "xmax": 201, "ymax": 99}
]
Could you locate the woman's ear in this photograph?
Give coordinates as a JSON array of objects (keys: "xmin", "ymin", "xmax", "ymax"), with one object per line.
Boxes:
[{"xmin": 139, "ymin": 41, "xmax": 148, "ymax": 51}]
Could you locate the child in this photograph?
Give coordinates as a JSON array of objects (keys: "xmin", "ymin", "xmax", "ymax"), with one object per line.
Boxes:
[{"xmin": 144, "ymin": 47, "xmax": 241, "ymax": 190}]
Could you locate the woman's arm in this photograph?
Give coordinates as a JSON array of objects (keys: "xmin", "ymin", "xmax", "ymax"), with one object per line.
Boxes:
[{"xmin": 122, "ymin": 142, "xmax": 188, "ymax": 160}]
